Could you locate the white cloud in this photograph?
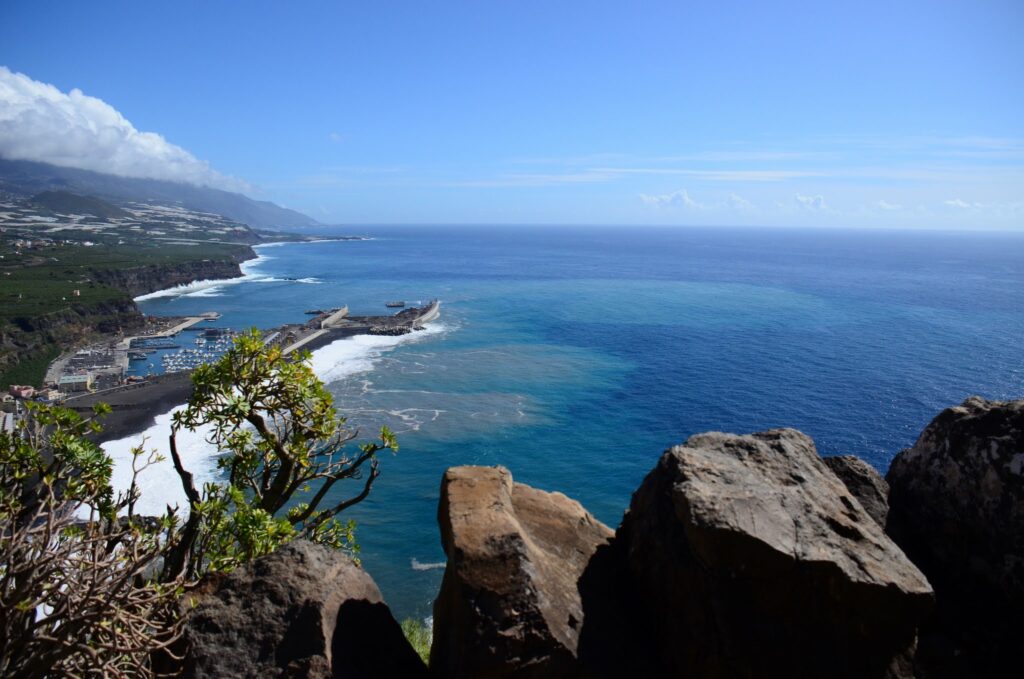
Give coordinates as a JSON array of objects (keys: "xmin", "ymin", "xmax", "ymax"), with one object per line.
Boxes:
[
  {"xmin": 0, "ymin": 66, "xmax": 245, "ymax": 191},
  {"xmin": 639, "ymin": 189, "xmax": 705, "ymax": 208},
  {"xmin": 943, "ymin": 198, "xmax": 975, "ymax": 209},
  {"xmin": 877, "ymin": 200, "xmax": 902, "ymax": 210},
  {"xmin": 795, "ymin": 193, "xmax": 827, "ymax": 210},
  {"xmin": 328, "ymin": 132, "xmax": 344, "ymax": 143},
  {"xmin": 728, "ymin": 193, "xmax": 753, "ymax": 210},
  {"xmin": 940, "ymin": 199, "xmax": 1024, "ymax": 215}
]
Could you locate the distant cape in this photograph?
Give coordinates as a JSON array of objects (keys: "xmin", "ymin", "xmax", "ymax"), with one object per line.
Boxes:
[{"xmin": 0, "ymin": 157, "xmax": 318, "ymax": 231}]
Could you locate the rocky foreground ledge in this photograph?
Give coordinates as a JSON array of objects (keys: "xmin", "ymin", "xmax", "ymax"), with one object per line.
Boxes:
[{"xmin": 181, "ymin": 397, "xmax": 1023, "ymax": 678}]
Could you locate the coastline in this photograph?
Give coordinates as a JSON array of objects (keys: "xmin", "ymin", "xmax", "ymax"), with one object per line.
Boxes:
[
  {"xmin": 255, "ymin": 236, "xmax": 373, "ymax": 246},
  {"xmin": 60, "ymin": 249, "xmax": 269, "ymax": 438},
  {"xmin": 69, "ymin": 303, "xmax": 442, "ymax": 443},
  {"xmin": 126, "ymin": 237, "xmax": 370, "ymax": 302},
  {"xmin": 133, "ymin": 248, "xmax": 265, "ymax": 301},
  {"xmin": 58, "ymin": 236, "xmax": 445, "ymax": 513},
  {"xmin": 98, "ymin": 320, "xmax": 449, "ymax": 516}
]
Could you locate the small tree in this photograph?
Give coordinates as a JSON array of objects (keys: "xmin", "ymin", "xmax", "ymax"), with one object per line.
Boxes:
[
  {"xmin": 0, "ymin": 329, "xmax": 395, "ymax": 674},
  {"xmin": 0, "ymin": 403, "xmax": 187, "ymax": 678},
  {"xmin": 163, "ymin": 329, "xmax": 396, "ymax": 580}
]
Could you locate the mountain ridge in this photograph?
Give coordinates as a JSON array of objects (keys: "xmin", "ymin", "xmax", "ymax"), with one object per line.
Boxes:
[{"xmin": 0, "ymin": 158, "xmax": 318, "ymax": 230}]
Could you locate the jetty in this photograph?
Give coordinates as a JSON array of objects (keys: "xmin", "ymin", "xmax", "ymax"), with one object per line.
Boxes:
[
  {"xmin": 276, "ymin": 299, "xmax": 441, "ymax": 355},
  {"xmin": 115, "ymin": 312, "xmax": 221, "ymax": 350}
]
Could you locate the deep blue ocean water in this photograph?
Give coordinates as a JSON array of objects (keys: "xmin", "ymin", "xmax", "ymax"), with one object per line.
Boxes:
[{"xmin": 128, "ymin": 225, "xmax": 1024, "ymax": 621}]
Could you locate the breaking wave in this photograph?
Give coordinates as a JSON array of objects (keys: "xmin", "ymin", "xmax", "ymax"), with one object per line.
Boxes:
[{"xmin": 133, "ymin": 252, "xmax": 274, "ymax": 301}]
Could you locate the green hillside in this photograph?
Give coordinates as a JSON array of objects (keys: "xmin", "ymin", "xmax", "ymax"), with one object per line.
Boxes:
[{"xmin": 30, "ymin": 190, "xmax": 129, "ymax": 219}]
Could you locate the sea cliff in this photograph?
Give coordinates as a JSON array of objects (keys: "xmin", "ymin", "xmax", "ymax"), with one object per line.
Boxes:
[
  {"xmin": 0, "ymin": 248, "xmax": 255, "ymax": 386},
  {"xmin": 91, "ymin": 250, "xmax": 252, "ymax": 299},
  {"xmin": 0, "ymin": 297, "xmax": 142, "ymax": 381}
]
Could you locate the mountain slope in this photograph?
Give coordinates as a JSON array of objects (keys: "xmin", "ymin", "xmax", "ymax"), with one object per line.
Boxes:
[
  {"xmin": 0, "ymin": 158, "xmax": 318, "ymax": 230},
  {"xmin": 30, "ymin": 190, "xmax": 129, "ymax": 219}
]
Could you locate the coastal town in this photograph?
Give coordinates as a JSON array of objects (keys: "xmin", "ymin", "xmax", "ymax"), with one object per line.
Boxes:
[
  {"xmin": 2, "ymin": 299, "xmax": 441, "ymax": 441},
  {"xmin": 0, "ymin": 182, "xmax": 398, "ymax": 438}
]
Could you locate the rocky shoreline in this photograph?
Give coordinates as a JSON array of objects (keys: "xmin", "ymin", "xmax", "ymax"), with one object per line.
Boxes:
[
  {"xmin": 95, "ymin": 252, "xmax": 252, "ymax": 299},
  {"xmin": 179, "ymin": 396, "xmax": 1023, "ymax": 678}
]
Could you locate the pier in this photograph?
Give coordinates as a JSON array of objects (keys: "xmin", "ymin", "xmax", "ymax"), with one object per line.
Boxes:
[
  {"xmin": 319, "ymin": 305, "xmax": 350, "ymax": 329},
  {"xmin": 115, "ymin": 312, "xmax": 221, "ymax": 350},
  {"xmin": 282, "ymin": 329, "xmax": 328, "ymax": 355}
]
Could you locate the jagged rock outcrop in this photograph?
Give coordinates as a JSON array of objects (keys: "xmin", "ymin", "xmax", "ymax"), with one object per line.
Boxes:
[
  {"xmin": 886, "ymin": 396, "xmax": 1024, "ymax": 677},
  {"xmin": 824, "ymin": 454, "xmax": 890, "ymax": 527},
  {"xmin": 614, "ymin": 429, "xmax": 933, "ymax": 678},
  {"xmin": 183, "ymin": 540, "xmax": 427, "ymax": 679},
  {"xmin": 172, "ymin": 399, "xmax": 1021, "ymax": 678},
  {"xmin": 431, "ymin": 466, "xmax": 613, "ymax": 678}
]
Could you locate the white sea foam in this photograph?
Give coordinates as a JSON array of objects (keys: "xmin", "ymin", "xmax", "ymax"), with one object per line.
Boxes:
[
  {"xmin": 411, "ymin": 558, "xmax": 446, "ymax": 571},
  {"xmin": 309, "ymin": 322, "xmax": 447, "ymax": 384},
  {"xmin": 133, "ymin": 252, "xmax": 273, "ymax": 301},
  {"xmin": 99, "ymin": 409, "xmax": 220, "ymax": 517},
  {"xmin": 101, "ymin": 321, "xmax": 449, "ymax": 516}
]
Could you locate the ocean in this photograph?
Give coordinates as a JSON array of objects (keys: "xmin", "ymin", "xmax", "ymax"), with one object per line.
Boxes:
[{"xmin": 102, "ymin": 225, "xmax": 1024, "ymax": 621}]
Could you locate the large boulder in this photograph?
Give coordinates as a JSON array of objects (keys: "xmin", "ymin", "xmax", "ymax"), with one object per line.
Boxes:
[
  {"xmin": 886, "ymin": 396, "xmax": 1024, "ymax": 676},
  {"xmin": 183, "ymin": 540, "xmax": 427, "ymax": 678},
  {"xmin": 824, "ymin": 454, "xmax": 890, "ymax": 527},
  {"xmin": 431, "ymin": 466, "xmax": 613, "ymax": 678},
  {"xmin": 618, "ymin": 429, "xmax": 933, "ymax": 678}
]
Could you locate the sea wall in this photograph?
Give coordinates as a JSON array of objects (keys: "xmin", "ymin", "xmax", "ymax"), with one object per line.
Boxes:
[{"xmin": 183, "ymin": 396, "xmax": 1024, "ymax": 678}]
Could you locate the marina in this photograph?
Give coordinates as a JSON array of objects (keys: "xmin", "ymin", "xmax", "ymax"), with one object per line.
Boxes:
[
  {"xmin": 159, "ymin": 332, "xmax": 238, "ymax": 373},
  {"xmin": 59, "ymin": 299, "xmax": 442, "ymax": 441}
]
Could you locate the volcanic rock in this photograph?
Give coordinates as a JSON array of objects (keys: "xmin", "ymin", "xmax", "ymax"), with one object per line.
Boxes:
[
  {"xmin": 824, "ymin": 454, "xmax": 890, "ymax": 527},
  {"xmin": 183, "ymin": 540, "xmax": 427, "ymax": 678},
  {"xmin": 618, "ymin": 428, "xmax": 933, "ymax": 678},
  {"xmin": 431, "ymin": 465, "xmax": 613, "ymax": 678},
  {"xmin": 886, "ymin": 396, "xmax": 1024, "ymax": 677}
]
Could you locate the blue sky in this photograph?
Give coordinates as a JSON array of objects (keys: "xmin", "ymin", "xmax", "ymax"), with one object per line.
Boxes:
[{"xmin": 1, "ymin": 0, "xmax": 1022, "ymax": 227}]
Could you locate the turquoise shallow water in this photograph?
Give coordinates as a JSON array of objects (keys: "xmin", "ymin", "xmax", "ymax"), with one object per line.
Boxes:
[{"xmin": 130, "ymin": 225, "xmax": 1024, "ymax": 620}]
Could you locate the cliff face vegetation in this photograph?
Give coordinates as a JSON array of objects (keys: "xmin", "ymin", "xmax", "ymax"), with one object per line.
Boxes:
[
  {"xmin": 87, "ymin": 256, "xmax": 248, "ymax": 299},
  {"xmin": 0, "ymin": 297, "xmax": 142, "ymax": 383}
]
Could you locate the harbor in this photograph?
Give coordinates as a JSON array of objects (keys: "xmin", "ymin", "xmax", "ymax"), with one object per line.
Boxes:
[{"xmin": 58, "ymin": 299, "xmax": 441, "ymax": 442}]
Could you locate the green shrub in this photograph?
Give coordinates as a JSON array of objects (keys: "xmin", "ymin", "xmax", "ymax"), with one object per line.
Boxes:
[{"xmin": 401, "ymin": 618, "xmax": 432, "ymax": 665}]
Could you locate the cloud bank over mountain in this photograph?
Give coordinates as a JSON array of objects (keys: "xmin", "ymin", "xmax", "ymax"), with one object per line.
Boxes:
[{"xmin": 0, "ymin": 67, "xmax": 245, "ymax": 192}]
